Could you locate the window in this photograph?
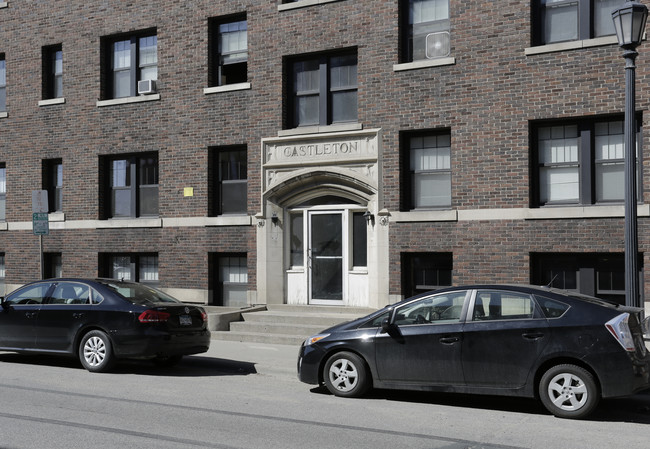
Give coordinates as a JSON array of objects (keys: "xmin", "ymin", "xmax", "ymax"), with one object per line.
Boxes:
[
  {"xmin": 290, "ymin": 212, "xmax": 304, "ymax": 267},
  {"xmin": 43, "ymin": 159, "xmax": 62, "ymax": 213},
  {"xmin": 393, "ymin": 290, "xmax": 466, "ymax": 325},
  {"xmin": 473, "ymin": 291, "xmax": 536, "ymax": 321},
  {"xmin": 402, "ymin": 130, "xmax": 451, "ymax": 210},
  {"xmin": 49, "ymin": 282, "xmax": 92, "ymax": 305},
  {"xmin": 209, "ymin": 15, "xmax": 247, "ymax": 87},
  {"xmin": 44, "ymin": 253, "xmax": 62, "ymax": 279},
  {"xmin": 0, "ymin": 55, "xmax": 5, "ymax": 112},
  {"xmin": 42, "ymin": 44, "xmax": 63, "ymax": 100},
  {"xmin": 401, "ymin": 0, "xmax": 450, "ymax": 62},
  {"xmin": 352, "ymin": 212, "xmax": 367, "ymax": 267},
  {"xmin": 101, "ymin": 253, "xmax": 159, "ymax": 285},
  {"xmin": 531, "ymin": 253, "xmax": 642, "ymax": 305},
  {"xmin": 402, "ymin": 252, "xmax": 452, "ymax": 298},
  {"xmin": 532, "ymin": 116, "xmax": 640, "ymax": 206},
  {"xmin": 210, "ymin": 254, "xmax": 248, "ymax": 306},
  {"xmin": 102, "ymin": 31, "xmax": 157, "ymax": 99},
  {"xmin": 209, "ymin": 146, "xmax": 247, "ymax": 215},
  {"xmin": 0, "ymin": 253, "xmax": 5, "ymax": 296},
  {"xmin": 287, "ymin": 50, "xmax": 357, "ymax": 128},
  {"xmin": 534, "ymin": 0, "xmax": 624, "ymax": 45},
  {"xmin": 5, "ymin": 283, "xmax": 52, "ymax": 306},
  {"xmin": 0, "ymin": 164, "xmax": 5, "ymax": 221},
  {"xmin": 101, "ymin": 153, "xmax": 158, "ymax": 218}
]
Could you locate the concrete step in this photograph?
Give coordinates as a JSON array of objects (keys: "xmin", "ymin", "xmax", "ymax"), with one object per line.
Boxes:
[
  {"xmin": 209, "ymin": 304, "xmax": 378, "ymax": 345},
  {"xmin": 211, "ymin": 330, "xmax": 307, "ymax": 346},
  {"xmin": 229, "ymin": 321, "xmax": 327, "ymax": 336},
  {"xmin": 240, "ymin": 312, "xmax": 357, "ymax": 326},
  {"xmin": 266, "ymin": 304, "xmax": 376, "ymax": 315}
]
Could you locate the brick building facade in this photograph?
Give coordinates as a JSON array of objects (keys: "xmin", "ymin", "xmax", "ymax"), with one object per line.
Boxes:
[{"xmin": 0, "ymin": 0, "xmax": 648, "ymax": 311}]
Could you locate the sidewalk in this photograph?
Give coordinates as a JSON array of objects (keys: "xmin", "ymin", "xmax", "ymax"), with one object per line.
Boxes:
[{"xmin": 200, "ymin": 339, "xmax": 301, "ymax": 378}]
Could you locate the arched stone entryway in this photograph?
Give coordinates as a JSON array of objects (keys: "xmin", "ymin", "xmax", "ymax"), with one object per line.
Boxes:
[{"xmin": 257, "ymin": 129, "xmax": 389, "ymax": 309}]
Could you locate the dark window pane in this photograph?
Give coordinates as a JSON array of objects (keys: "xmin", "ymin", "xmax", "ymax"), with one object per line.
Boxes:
[
  {"xmin": 112, "ymin": 188, "xmax": 132, "ymax": 217},
  {"xmin": 352, "ymin": 212, "xmax": 367, "ymax": 267},
  {"xmin": 221, "ymin": 180, "xmax": 247, "ymax": 214},
  {"xmin": 290, "ymin": 213, "xmax": 304, "ymax": 266},
  {"xmin": 139, "ymin": 185, "xmax": 158, "ymax": 216}
]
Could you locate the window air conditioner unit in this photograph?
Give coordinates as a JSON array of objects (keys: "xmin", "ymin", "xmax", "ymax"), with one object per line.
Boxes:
[
  {"xmin": 138, "ymin": 79, "xmax": 157, "ymax": 95},
  {"xmin": 425, "ymin": 32, "xmax": 451, "ymax": 59}
]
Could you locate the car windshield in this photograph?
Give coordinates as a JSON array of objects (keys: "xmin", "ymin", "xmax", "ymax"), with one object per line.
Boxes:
[{"xmin": 102, "ymin": 281, "xmax": 181, "ymax": 305}]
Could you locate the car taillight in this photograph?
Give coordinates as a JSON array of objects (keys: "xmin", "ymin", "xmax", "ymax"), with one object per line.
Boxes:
[
  {"xmin": 138, "ymin": 310, "xmax": 170, "ymax": 323},
  {"xmin": 200, "ymin": 312, "xmax": 207, "ymax": 323},
  {"xmin": 605, "ymin": 313, "xmax": 635, "ymax": 352}
]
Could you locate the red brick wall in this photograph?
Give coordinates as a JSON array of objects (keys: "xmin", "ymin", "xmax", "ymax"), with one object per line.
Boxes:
[{"xmin": 1, "ymin": 1, "xmax": 648, "ymax": 299}]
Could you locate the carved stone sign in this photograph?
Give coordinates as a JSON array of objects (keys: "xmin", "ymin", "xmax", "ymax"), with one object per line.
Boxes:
[
  {"xmin": 261, "ymin": 129, "xmax": 381, "ymax": 194},
  {"xmin": 263, "ymin": 129, "xmax": 379, "ymax": 168}
]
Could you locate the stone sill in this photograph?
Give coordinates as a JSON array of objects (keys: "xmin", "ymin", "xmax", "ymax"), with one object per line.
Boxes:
[
  {"xmin": 38, "ymin": 98, "xmax": 66, "ymax": 107},
  {"xmin": 278, "ymin": 0, "xmax": 340, "ymax": 11},
  {"xmin": 393, "ymin": 57, "xmax": 456, "ymax": 72},
  {"xmin": 204, "ymin": 83, "xmax": 251, "ymax": 95},
  {"xmin": 525, "ymin": 36, "xmax": 618, "ymax": 56},
  {"xmin": 97, "ymin": 94, "xmax": 160, "ymax": 107},
  {"xmin": 392, "ymin": 204, "xmax": 650, "ymax": 223},
  {"xmin": 278, "ymin": 122, "xmax": 362, "ymax": 137}
]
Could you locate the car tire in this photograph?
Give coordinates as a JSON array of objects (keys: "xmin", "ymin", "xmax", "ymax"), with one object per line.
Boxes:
[
  {"xmin": 539, "ymin": 364, "xmax": 599, "ymax": 419},
  {"xmin": 79, "ymin": 330, "xmax": 115, "ymax": 373},
  {"xmin": 323, "ymin": 351, "xmax": 370, "ymax": 398}
]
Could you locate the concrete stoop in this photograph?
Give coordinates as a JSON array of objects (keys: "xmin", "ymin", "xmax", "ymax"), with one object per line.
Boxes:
[{"xmin": 209, "ymin": 304, "xmax": 377, "ymax": 346}]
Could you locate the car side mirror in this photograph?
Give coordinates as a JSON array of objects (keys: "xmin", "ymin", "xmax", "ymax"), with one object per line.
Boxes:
[
  {"xmin": 381, "ymin": 317, "xmax": 395, "ymax": 333},
  {"xmin": 0, "ymin": 297, "xmax": 9, "ymax": 310}
]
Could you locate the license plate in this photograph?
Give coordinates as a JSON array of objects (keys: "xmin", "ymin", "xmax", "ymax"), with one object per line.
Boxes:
[{"xmin": 179, "ymin": 315, "xmax": 192, "ymax": 326}]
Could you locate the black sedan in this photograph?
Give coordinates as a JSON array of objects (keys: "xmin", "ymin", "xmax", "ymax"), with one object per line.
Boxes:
[
  {"xmin": 0, "ymin": 278, "xmax": 210, "ymax": 372},
  {"xmin": 298, "ymin": 285, "xmax": 650, "ymax": 419}
]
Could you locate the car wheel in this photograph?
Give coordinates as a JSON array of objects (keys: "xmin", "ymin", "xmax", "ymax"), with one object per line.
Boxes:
[
  {"xmin": 323, "ymin": 351, "xmax": 370, "ymax": 398},
  {"xmin": 152, "ymin": 355, "xmax": 183, "ymax": 367},
  {"xmin": 539, "ymin": 364, "xmax": 599, "ymax": 419},
  {"xmin": 79, "ymin": 330, "xmax": 115, "ymax": 373}
]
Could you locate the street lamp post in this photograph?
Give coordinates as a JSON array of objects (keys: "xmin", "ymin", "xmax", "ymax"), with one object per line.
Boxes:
[{"xmin": 612, "ymin": 1, "xmax": 648, "ymax": 308}]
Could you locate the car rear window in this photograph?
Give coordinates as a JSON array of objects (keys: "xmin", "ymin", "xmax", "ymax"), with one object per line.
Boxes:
[
  {"xmin": 535, "ymin": 295, "xmax": 570, "ymax": 318},
  {"xmin": 103, "ymin": 282, "xmax": 181, "ymax": 305}
]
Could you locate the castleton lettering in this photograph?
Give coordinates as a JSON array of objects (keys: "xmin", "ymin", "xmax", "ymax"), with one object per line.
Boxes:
[{"xmin": 281, "ymin": 141, "xmax": 359, "ymax": 158}]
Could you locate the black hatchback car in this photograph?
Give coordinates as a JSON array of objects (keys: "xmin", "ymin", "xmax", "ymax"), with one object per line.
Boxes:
[
  {"xmin": 298, "ymin": 285, "xmax": 650, "ymax": 419},
  {"xmin": 0, "ymin": 278, "xmax": 210, "ymax": 372}
]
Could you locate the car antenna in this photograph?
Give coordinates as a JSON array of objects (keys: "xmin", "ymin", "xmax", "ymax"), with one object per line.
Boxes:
[{"xmin": 545, "ymin": 273, "xmax": 559, "ymax": 288}]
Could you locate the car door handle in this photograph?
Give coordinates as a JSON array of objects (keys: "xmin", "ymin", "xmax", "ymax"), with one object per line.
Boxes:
[
  {"xmin": 73, "ymin": 313, "xmax": 84, "ymax": 319},
  {"xmin": 522, "ymin": 332, "xmax": 544, "ymax": 340},
  {"xmin": 25, "ymin": 312, "xmax": 37, "ymax": 319},
  {"xmin": 439, "ymin": 336, "xmax": 460, "ymax": 344}
]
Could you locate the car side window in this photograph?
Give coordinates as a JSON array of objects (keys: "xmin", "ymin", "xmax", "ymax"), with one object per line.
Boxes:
[
  {"xmin": 394, "ymin": 291, "xmax": 467, "ymax": 326},
  {"xmin": 359, "ymin": 311, "xmax": 390, "ymax": 328},
  {"xmin": 473, "ymin": 291, "xmax": 536, "ymax": 321},
  {"xmin": 48, "ymin": 282, "xmax": 92, "ymax": 305},
  {"xmin": 5, "ymin": 283, "xmax": 53, "ymax": 305},
  {"xmin": 534, "ymin": 295, "xmax": 570, "ymax": 318}
]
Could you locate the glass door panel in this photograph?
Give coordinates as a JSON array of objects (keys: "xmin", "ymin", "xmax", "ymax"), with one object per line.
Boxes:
[{"xmin": 310, "ymin": 212, "xmax": 343, "ymax": 301}]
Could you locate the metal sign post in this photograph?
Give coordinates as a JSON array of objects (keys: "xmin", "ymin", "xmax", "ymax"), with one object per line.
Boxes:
[{"xmin": 32, "ymin": 191, "xmax": 49, "ymax": 280}]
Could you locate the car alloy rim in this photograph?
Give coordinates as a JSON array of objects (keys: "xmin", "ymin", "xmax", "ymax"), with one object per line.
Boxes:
[
  {"xmin": 84, "ymin": 336, "xmax": 106, "ymax": 367},
  {"xmin": 328, "ymin": 358, "xmax": 359, "ymax": 392},
  {"xmin": 547, "ymin": 373, "xmax": 588, "ymax": 411}
]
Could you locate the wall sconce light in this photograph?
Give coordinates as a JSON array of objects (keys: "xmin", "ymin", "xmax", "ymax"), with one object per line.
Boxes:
[
  {"xmin": 271, "ymin": 212, "xmax": 280, "ymax": 226},
  {"xmin": 363, "ymin": 210, "xmax": 374, "ymax": 226}
]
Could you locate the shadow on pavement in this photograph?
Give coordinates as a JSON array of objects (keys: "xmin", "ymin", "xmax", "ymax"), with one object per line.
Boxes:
[
  {"xmin": 0, "ymin": 352, "xmax": 257, "ymax": 377},
  {"xmin": 310, "ymin": 385, "xmax": 650, "ymax": 424}
]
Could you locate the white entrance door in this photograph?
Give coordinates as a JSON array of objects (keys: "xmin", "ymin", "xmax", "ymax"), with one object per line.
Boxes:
[{"xmin": 308, "ymin": 211, "xmax": 345, "ymax": 304}]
